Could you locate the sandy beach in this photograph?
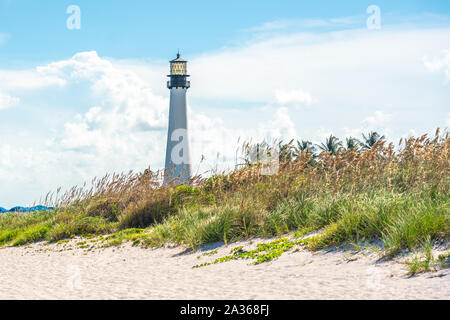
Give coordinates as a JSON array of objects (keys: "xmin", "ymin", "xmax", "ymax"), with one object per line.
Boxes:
[{"xmin": 0, "ymin": 237, "xmax": 448, "ymax": 300}]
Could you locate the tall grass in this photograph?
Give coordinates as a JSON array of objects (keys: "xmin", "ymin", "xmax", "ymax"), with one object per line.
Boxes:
[{"xmin": 0, "ymin": 129, "xmax": 448, "ymax": 255}]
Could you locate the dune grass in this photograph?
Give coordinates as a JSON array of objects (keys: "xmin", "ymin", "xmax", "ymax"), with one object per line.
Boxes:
[
  {"xmin": 407, "ymin": 238, "xmax": 450, "ymax": 275},
  {"xmin": 0, "ymin": 130, "xmax": 448, "ymax": 262}
]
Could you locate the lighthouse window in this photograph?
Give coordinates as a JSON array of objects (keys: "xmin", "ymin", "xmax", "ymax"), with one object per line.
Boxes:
[{"xmin": 171, "ymin": 63, "xmax": 186, "ymax": 75}]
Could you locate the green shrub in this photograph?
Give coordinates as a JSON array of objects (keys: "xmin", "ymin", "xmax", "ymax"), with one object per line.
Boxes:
[
  {"xmin": 13, "ymin": 224, "xmax": 50, "ymax": 246},
  {"xmin": 0, "ymin": 229, "xmax": 19, "ymax": 245},
  {"xmin": 86, "ymin": 198, "xmax": 121, "ymax": 222}
]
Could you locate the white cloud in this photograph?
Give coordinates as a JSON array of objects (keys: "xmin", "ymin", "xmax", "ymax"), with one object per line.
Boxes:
[
  {"xmin": 245, "ymin": 16, "xmax": 362, "ymax": 33},
  {"xmin": 191, "ymin": 27, "xmax": 450, "ymax": 109},
  {"xmin": 275, "ymin": 89, "xmax": 317, "ymax": 107},
  {"xmin": 0, "ymin": 69, "xmax": 65, "ymax": 90},
  {"xmin": 189, "ymin": 106, "xmax": 297, "ymax": 173},
  {"xmin": 423, "ymin": 49, "xmax": 450, "ymax": 83},
  {"xmin": 0, "ymin": 92, "xmax": 20, "ymax": 110},
  {"xmin": 363, "ymin": 110, "xmax": 392, "ymax": 127},
  {"xmin": 402, "ymin": 129, "xmax": 418, "ymax": 140},
  {"xmin": 258, "ymin": 107, "xmax": 297, "ymax": 140},
  {"xmin": 342, "ymin": 127, "xmax": 364, "ymax": 140},
  {"xmin": 38, "ymin": 52, "xmax": 169, "ymax": 155},
  {"xmin": 340, "ymin": 110, "xmax": 393, "ymax": 142},
  {"xmin": 0, "ymin": 52, "xmax": 171, "ymax": 206},
  {"xmin": 316, "ymin": 126, "xmax": 334, "ymax": 142},
  {"xmin": 245, "ymin": 13, "xmax": 450, "ymax": 35}
]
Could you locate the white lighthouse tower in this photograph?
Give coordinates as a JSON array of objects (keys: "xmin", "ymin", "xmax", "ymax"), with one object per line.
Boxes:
[{"xmin": 164, "ymin": 52, "xmax": 192, "ymax": 185}]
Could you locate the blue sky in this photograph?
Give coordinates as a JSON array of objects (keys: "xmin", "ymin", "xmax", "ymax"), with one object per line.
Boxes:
[
  {"xmin": 1, "ymin": 0, "xmax": 450, "ymax": 64},
  {"xmin": 1, "ymin": 1, "xmax": 450, "ymax": 207}
]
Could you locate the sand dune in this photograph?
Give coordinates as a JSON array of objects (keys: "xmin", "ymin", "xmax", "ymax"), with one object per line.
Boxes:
[{"xmin": 0, "ymin": 238, "xmax": 448, "ymax": 300}]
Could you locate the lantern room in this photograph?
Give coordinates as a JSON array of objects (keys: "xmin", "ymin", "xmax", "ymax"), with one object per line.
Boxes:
[
  {"xmin": 167, "ymin": 52, "xmax": 190, "ymax": 89},
  {"xmin": 170, "ymin": 53, "xmax": 187, "ymax": 75}
]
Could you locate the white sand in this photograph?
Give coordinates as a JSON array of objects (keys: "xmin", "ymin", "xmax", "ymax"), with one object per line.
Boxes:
[{"xmin": 0, "ymin": 237, "xmax": 448, "ymax": 300}]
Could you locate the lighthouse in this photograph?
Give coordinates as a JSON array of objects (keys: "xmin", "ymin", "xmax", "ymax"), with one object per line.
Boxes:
[{"xmin": 164, "ymin": 52, "xmax": 192, "ymax": 184}]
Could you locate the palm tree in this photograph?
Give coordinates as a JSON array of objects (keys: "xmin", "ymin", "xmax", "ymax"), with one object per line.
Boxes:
[
  {"xmin": 345, "ymin": 137, "xmax": 361, "ymax": 152},
  {"xmin": 294, "ymin": 140, "xmax": 316, "ymax": 156},
  {"xmin": 294, "ymin": 140, "xmax": 317, "ymax": 165},
  {"xmin": 361, "ymin": 131, "xmax": 385, "ymax": 150},
  {"xmin": 317, "ymin": 135, "xmax": 342, "ymax": 155}
]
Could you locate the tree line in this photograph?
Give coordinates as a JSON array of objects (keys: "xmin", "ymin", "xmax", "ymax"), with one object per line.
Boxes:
[{"xmin": 244, "ymin": 131, "xmax": 386, "ymax": 165}]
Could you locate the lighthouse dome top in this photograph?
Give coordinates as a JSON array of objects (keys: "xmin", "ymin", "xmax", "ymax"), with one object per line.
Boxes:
[
  {"xmin": 170, "ymin": 52, "xmax": 187, "ymax": 63},
  {"xmin": 169, "ymin": 52, "xmax": 188, "ymax": 76}
]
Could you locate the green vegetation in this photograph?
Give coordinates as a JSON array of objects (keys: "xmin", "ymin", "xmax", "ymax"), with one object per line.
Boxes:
[
  {"xmin": 203, "ymin": 249, "xmax": 218, "ymax": 256},
  {"xmin": 0, "ymin": 130, "xmax": 448, "ymax": 267},
  {"xmin": 407, "ymin": 238, "xmax": 449, "ymax": 275},
  {"xmin": 193, "ymin": 235, "xmax": 323, "ymax": 268}
]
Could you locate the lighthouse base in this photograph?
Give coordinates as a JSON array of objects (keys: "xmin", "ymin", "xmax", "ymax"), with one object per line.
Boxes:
[{"xmin": 164, "ymin": 162, "xmax": 192, "ymax": 186}]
